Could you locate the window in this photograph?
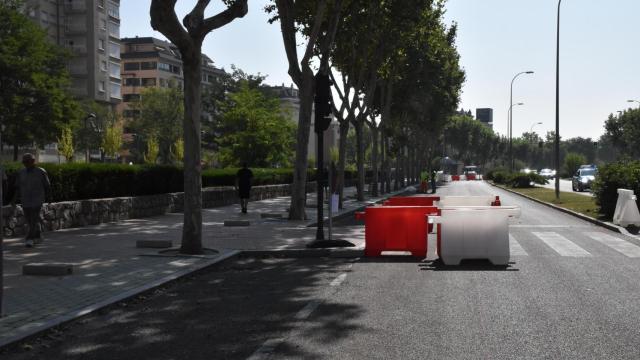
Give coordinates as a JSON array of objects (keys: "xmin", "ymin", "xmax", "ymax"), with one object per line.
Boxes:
[
  {"xmin": 124, "ymin": 78, "xmax": 140, "ymax": 86},
  {"xmin": 97, "ymin": 0, "xmax": 105, "ymax": 8},
  {"xmin": 109, "ymin": 62, "xmax": 120, "ymax": 79},
  {"xmin": 172, "ymin": 65, "xmax": 181, "ymax": 74},
  {"xmin": 100, "ymin": 19, "xmax": 107, "ymax": 31},
  {"xmin": 141, "ymin": 78, "xmax": 157, "ymax": 87},
  {"xmin": 100, "ymin": 60, "xmax": 107, "ymax": 71},
  {"xmin": 98, "ymin": 81, "xmax": 105, "ymax": 92},
  {"xmin": 40, "ymin": 11, "xmax": 48, "ymax": 24},
  {"xmin": 159, "ymin": 78, "xmax": 167, "ymax": 87},
  {"xmin": 123, "ymin": 94, "xmax": 140, "ymax": 102},
  {"xmin": 108, "ymin": 20, "xmax": 119, "ymax": 38},
  {"xmin": 110, "ymin": 82, "xmax": 121, "ymax": 99},
  {"xmin": 158, "ymin": 62, "xmax": 171, "ymax": 72},
  {"xmin": 140, "ymin": 61, "xmax": 157, "ymax": 70},
  {"xmin": 98, "ymin": 39, "xmax": 105, "ymax": 50},
  {"xmin": 108, "ymin": 41, "xmax": 120, "ymax": 59},
  {"xmin": 124, "ymin": 62, "xmax": 140, "ymax": 71},
  {"xmin": 107, "ymin": 1, "xmax": 119, "ymax": 18}
]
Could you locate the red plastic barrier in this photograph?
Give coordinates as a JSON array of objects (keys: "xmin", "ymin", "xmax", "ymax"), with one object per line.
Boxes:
[
  {"xmin": 466, "ymin": 174, "xmax": 477, "ymax": 181},
  {"xmin": 383, "ymin": 196, "xmax": 440, "ymax": 207},
  {"xmin": 452, "ymin": 175, "xmax": 460, "ymax": 181},
  {"xmin": 357, "ymin": 206, "xmax": 439, "ymax": 257}
]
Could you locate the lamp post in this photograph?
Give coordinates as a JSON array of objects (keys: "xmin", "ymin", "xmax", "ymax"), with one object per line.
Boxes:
[
  {"xmin": 554, "ymin": 0, "xmax": 562, "ymax": 200},
  {"xmin": 507, "ymin": 102, "xmax": 524, "ymax": 139},
  {"xmin": 509, "ymin": 71, "xmax": 534, "ymax": 171},
  {"xmin": 627, "ymin": 99, "xmax": 640, "ymax": 107},
  {"xmin": 530, "ymin": 121, "xmax": 543, "ymax": 134}
]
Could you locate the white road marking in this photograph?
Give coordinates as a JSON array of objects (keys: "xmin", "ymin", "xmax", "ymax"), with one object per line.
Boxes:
[
  {"xmin": 295, "ymin": 299, "xmax": 321, "ymax": 320},
  {"xmin": 510, "ymin": 225, "xmax": 592, "ymax": 228},
  {"xmin": 533, "ymin": 232, "xmax": 592, "ymax": 257},
  {"xmin": 246, "ymin": 338, "xmax": 285, "ymax": 360},
  {"xmin": 585, "ymin": 232, "xmax": 640, "ymax": 258},
  {"xmin": 509, "ymin": 235, "xmax": 528, "ymax": 256},
  {"xmin": 247, "ymin": 271, "xmax": 350, "ymax": 360}
]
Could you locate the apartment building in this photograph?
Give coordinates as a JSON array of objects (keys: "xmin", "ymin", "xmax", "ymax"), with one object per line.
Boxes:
[
  {"xmin": 118, "ymin": 36, "xmax": 226, "ymax": 118},
  {"xmin": 26, "ymin": 0, "xmax": 122, "ymax": 105}
]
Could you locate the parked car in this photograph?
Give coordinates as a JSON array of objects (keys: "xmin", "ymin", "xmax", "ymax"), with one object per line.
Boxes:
[
  {"xmin": 572, "ymin": 167, "xmax": 597, "ymax": 192},
  {"xmin": 539, "ymin": 168, "xmax": 555, "ymax": 179}
]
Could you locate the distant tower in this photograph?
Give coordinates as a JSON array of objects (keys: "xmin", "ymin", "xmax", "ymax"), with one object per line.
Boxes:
[{"xmin": 475, "ymin": 108, "xmax": 493, "ymax": 129}]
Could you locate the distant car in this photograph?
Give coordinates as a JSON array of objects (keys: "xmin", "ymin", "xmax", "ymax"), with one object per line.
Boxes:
[
  {"xmin": 572, "ymin": 167, "xmax": 597, "ymax": 192},
  {"xmin": 539, "ymin": 168, "xmax": 555, "ymax": 179}
]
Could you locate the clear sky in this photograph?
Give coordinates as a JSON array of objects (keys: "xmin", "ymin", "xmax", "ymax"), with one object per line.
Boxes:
[{"xmin": 121, "ymin": 0, "xmax": 640, "ymax": 140}]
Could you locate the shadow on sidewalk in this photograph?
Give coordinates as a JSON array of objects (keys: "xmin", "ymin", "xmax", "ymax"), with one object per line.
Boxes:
[{"xmin": 1, "ymin": 257, "xmax": 368, "ymax": 360}]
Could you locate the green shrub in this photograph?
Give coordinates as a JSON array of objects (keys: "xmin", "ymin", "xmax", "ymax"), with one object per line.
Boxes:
[
  {"xmin": 492, "ymin": 171, "xmax": 511, "ymax": 184},
  {"xmin": 592, "ymin": 161, "xmax": 640, "ymax": 219},
  {"xmin": 3, "ymin": 163, "xmax": 326, "ymax": 204},
  {"xmin": 564, "ymin": 152, "xmax": 587, "ymax": 177},
  {"xmin": 508, "ymin": 173, "xmax": 548, "ymax": 188},
  {"xmin": 486, "ymin": 167, "xmax": 508, "ymax": 182}
]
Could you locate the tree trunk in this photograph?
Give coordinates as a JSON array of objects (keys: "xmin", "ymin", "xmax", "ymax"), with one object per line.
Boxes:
[
  {"xmin": 337, "ymin": 119, "xmax": 349, "ymax": 209},
  {"xmin": 370, "ymin": 124, "xmax": 379, "ymax": 197},
  {"xmin": 288, "ymin": 70, "xmax": 315, "ymax": 220},
  {"xmin": 394, "ymin": 153, "xmax": 400, "ymax": 190},
  {"xmin": 180, "ymin": 49, "xmax": 204, "ymax": 255},
  {"xmin": 385, "ymin": 137, "xmax": 392, "ymax": 193},
  {"xmin": 355, "ymin": 119, "xmax": 365, "ymax": 201}
]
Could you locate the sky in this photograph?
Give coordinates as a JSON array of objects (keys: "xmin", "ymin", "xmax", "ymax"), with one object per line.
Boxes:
[{"xmin": 120, "ymin": 0, "xmax": 640, "ymax": 140}]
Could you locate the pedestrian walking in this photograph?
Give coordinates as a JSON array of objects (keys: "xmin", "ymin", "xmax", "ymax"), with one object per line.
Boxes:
[
  {"xmin": 235, "ymin": 163, "xmax": 253, "ymax": 214},
  {"xmin": 431, "ymin": 171, "xmax": 437, "ymax": 194},
  {"xmin": 12, "ymin": 153, "xmax": 51, "ymax": 247}
]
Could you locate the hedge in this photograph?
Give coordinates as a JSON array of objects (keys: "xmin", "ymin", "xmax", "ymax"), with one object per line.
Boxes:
[
  {"xmin": 489, "ymin": 169, "xmax": 548, "ymax": 188},
  {"xmin": 592, "ymin": 161, "xmax": 640, "ymax": 219},
  {"xmin": 3, "ymin": 163, "xmax": 355, "ymax": 204}
]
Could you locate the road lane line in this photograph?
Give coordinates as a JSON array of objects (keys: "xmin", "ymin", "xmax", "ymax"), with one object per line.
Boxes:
[
  {"xmin": 533, "ymin": 232, "xmax": 592, "ymax": 257},
  {"xmin": 509, "ymin": 235, "xmax": 528, "ymax": 256},
  {"xmin": 246, "ymin": 338, "xmax": 285, "ymax": 360},
  {"xmin": 330, "ymin": 273, "xmax": 347, "ymax": 287},
  {"xmin": 295, "ymin": 299, "xmax": 322, "ymax": 320},
  {"xmin": 585, "ymin": 232, "xmax": 640, "ymax": 258}
]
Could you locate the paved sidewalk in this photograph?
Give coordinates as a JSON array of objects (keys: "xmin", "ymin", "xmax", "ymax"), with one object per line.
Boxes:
[{"xmin": 0, "ymin": 185, "xmax": 410, "ymax": 346}]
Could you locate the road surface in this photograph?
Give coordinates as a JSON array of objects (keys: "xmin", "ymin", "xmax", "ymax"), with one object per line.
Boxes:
[
  {"xmin": 5, "ymin": 181, "xmax": 640, "ymax": 360},
  {"xmin": 540, "ymin": 178, "xmax": 593, "ymax": 197}
]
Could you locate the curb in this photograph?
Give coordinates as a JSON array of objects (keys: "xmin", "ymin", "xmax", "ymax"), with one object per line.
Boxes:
[
  {"xmin": 0, "ymin": 250, "xmax": 241, "ymax": 350},
  {"xmin": 307, "ymin": 187, "xmax": 415, "ymax": 228},
  {"xmin": 240, "ymin": 248, "xmax": 364, "ymax": 258},
  {"xmin": 488, "ymin": 182, "xmax": 626, "ymax": 234}
]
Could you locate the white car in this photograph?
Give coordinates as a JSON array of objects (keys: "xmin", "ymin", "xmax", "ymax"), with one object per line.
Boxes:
[{"xmin": 539, "ymin": 168, "xmax": 555, "ymax": 179}]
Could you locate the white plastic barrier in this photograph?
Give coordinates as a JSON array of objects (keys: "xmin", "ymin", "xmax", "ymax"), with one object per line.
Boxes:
[
  {"xmin": 459, "ymin": 175, "xmax": 467, "ymax": 181},
  {"xmin": 431, "ymin": 205, "xmax": 521, "ymax": 265},
  {"xmin": 613, "ymin": 189, "xmax": 640, "ymax": 227},
  {"xmin": 444, "ymin": 174, "xmax": 452, "ymax": 182},
  {"xmin": 435, "ymin": 195, "xmax": 496, "ymax": 207}
]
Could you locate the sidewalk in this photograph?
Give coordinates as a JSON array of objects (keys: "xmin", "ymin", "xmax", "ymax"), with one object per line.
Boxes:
[{"xmin": 0, "ymin": 185, "xmax": 410, "ymax": 347}]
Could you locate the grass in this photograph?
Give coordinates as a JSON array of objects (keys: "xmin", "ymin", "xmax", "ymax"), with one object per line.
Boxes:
[{"xmin": 501, "ymin": 186, "xmax": 605, "ymax": 220}]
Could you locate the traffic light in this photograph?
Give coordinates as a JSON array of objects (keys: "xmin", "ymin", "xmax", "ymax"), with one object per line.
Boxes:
[{"xmin": 314, "ymin": 72, "xmax": 332, "ymax": 133}]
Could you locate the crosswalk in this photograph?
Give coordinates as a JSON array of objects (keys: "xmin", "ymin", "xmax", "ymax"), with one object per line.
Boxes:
[{"xmin": 509, "ymin": 230, "xmax": 640, "ymax": 259}]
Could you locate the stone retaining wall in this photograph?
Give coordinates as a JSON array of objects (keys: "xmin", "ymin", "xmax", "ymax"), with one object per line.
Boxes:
[{"xmin": 2, "ymin": 183, "xmax": 317, "ymax": 237}]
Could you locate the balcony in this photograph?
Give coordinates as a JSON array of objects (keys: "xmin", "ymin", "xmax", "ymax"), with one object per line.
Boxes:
[
  {"xmin": 64, "ymin": 24, "xmax": 87, "ymax": 34},
  {"xmin": 64, "ymin": 1, "xmax": 87, "ymax": 12}
]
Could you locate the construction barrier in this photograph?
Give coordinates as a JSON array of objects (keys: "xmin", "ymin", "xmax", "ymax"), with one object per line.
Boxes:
[
  {"xmin": 466, "ymin": 174, "xmax": 477, "ymax": 181},
  {"xmin": 383, "ymin": 195, "xmax": 440, "ymax": 207},
  {"xmin": 435, "ymin": 195, "xmax": 499, "ymax": 207},
  {"xmin": 356, "ymin": 205, "xmax": 439, "ymax": 258},
  {"xmin": 429, "ymin": 205, "xmax": 521, "ymax": 265},
  {"xmin": 613, "ymin": 189, "xmax": 640, "ymax": 227}
]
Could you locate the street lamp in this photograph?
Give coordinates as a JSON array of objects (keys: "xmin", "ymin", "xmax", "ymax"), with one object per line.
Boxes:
[
  {"xmin": 530, "ymin": 121, "xmax": 543, "ymax": 134},
  {"xmin": 509, "ymin": 71, "xmax": 534, "ymax": 171},
  {"xmin": 507, "ymin": 102, "xmax": 524, "ymax": 138},
  {"xmin": 554, "ymin": 0, "xmax": 562, "ymax": 200},
  {"xmin": 627, "ymin": 99, "xmax": 640, "ymax": 107}
]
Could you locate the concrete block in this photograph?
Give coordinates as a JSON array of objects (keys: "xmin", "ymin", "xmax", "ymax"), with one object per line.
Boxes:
[
  {"xmin": 260, "ymin": 213, "xmax": 283, "ymax": 219},
  {"xmin": 136, "ymin": 240, "xmax": 173, "ymax": 249},
  {"xmin": 224, "ymin": 220, "xmax": 250, "ymax": 227},
  {"xmin": 23, "ymin": 263, "xmax": 74, "ymax": 276}
]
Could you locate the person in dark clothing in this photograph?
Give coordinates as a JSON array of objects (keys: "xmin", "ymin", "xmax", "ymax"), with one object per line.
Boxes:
[
  {"xmin": 12, "ymin": 153, "xmax": 51, "ymax": 247},
  {"xmin": 430, "ymin": 171, "xmax": 437, "ymax": 194},
  {"xmin": 235, "ymin": 163, "xmax": 253, "ymax": 214}
]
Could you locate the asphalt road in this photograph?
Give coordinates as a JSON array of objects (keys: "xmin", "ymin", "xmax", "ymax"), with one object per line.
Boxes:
[
  {"xmin": 5, "ymin": 181, "xmax": 640, "ymax": 359},
  {"xmin": 540, "ymin": 178, "xmax": 594, "ymax": 197}
]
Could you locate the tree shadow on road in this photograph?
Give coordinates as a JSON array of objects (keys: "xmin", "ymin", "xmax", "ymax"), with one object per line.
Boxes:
[{"xmin": 1, "ymin": 256, "xmax": 367, "ymax": 360}]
